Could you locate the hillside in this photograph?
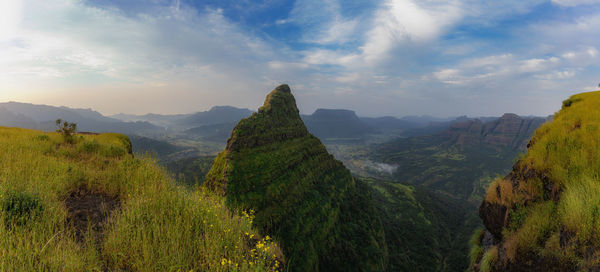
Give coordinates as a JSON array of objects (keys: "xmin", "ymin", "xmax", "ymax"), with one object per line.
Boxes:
[
  {"xmin": 372, "ymin": 114, "xmax": 546, "ymax": 201},
  {"xmin": 472, "ymin": 91, "xmax": 600, "ymax": 271},
  {"xmin": 363, "ymin": 177, "xmax": 479, "ymax": 272},
  {"xmin": 0, "ymin": 127, "xmax": 281, "ymax": 271},
  {"xmin": 204, "ymin": 85, "xmax": 387, "ymax": 271}
]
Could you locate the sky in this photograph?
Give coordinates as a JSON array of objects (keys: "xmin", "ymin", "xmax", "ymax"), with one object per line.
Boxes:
[{"xmin": 1, "ymin": 0, "xmax": 600, "ymax": 117}]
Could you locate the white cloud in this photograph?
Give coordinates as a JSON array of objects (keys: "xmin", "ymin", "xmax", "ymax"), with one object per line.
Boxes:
[
  {"xmin": 0, "ymin": 0, "xmax": 291, "ymax": 114},
  {"xmin": 361, "ymin": 0, "xmax": 463, "ymax": 64},
  {"xmin": 535, "ymin": 70, "xmax": 577, "ymax": 80},
  {"xmin": 288, "ymin": 0, "xmax": 360, "ymax": 45},
  {"xmin": 433, "ymin": 54, "xmax": 566, "ymax": 85},
  {"xmin": 519, "ymin": 57, "xmax": 560, "ymax": 73},
  {"xmin": 0, "ymin": 0, "xmax": 23, "ymax": 41}
]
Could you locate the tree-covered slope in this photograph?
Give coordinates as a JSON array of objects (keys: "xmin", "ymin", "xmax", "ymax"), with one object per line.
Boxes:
[
  {"xmin": 372, "ymin": 114, "xmax": 546, "ymax": 202},
  {"xmin": 472, "ymin": 91, "xmax": 600, "ymax": 271},
  {"xmin": 363, "ymin": 178, "xmax": 479, "ymax": 272},
  {"xmin": 205, "ymin": 85, "xmax": 387, "ymax": 271},
  {"xmin": 0, "ymin": 127, "xmax": 281, "ymax": 271}
]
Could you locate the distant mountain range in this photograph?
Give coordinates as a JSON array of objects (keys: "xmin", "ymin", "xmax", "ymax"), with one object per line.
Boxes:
[
  {"xmin": 1, "ymin": 101, "xmax": 481, "ymax": 144},
  {"xmin": 0, "ymin": 102, "xmax": 163, "ymax": 136}
]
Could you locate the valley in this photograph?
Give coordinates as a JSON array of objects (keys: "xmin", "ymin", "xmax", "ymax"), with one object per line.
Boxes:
[{"xmin": 0, "ymin": 87, "xmax": 548, "ymax": 271}]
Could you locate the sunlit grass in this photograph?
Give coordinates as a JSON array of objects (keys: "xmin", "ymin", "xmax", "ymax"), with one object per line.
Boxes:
[
  {"xmin": 478, "ymin": 90, "xmax": 600, "ymax": 269},
  {"xmin": 0, "ymin": 127, "xmax": 281, "ymax": 271}
]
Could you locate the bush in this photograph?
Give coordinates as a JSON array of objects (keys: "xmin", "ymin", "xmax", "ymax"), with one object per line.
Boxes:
[
  {"xmin": 55, "ymin": 119, "xmax": 77, "ymax": 144},
  {"xmin": 1, "ymin": 190, "xmax": 44, "ymax": 228},
  {"xmin": 80, "ymin": 139, "xmax": 100, "ymax": 153},
  {"xmin": 35, "ymin": 134, "xmax": 50, "ymax": 141}
]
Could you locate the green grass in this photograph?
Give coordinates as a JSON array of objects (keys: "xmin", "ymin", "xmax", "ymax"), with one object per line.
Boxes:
[
  {"xmin": 479, "ymin": 246, "xmax": 497, "ymax": 272},
  {"xmin": 0, "ymin": 127, "xmax": 281, "ymax": 271},
  {"xmin": 468, "ymin": 228, "xmax": 484, "ymax": 267},
  {"xmin": 477, "ymin": 90, "xmax": 600, "ymax": 269}
]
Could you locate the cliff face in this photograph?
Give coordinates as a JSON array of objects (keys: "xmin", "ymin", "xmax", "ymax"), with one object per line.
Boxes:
[
  {"xmin": 472, "ymin": 91, "xmax": 600, "ymax": 271},
  {"xmin": 440, "ymin": 113, "xmax": 547, "ymax": 151},
  {"xmin": 205, "ymin": 85, "xmax": 387, "ymax": 272}
]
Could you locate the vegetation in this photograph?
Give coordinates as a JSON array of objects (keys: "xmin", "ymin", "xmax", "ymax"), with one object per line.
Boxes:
[
  {"xmin": 363, "ymin": 177, "xmax": 479, "ymax": 271},
  {"xmin": 166, "ymin": 155, "xmax": 216, "ymax": 186},
  {"xmin": 0, "ymin": 126, "xmax": 280, "ymax": 271},
  {"xmin": 371, "ymin": 116, "xmax": 543, "ymax": 202},
  {"xmin": 55, "ymin": 119, "xmax": 77, "ymax": 144},
  {"xmin": 476, "ymin": 90, "xmax": 600, "ymax": 270},
  {"xmin": 205, "ymin": 85, "xmax": 387, "ymax": 271}
]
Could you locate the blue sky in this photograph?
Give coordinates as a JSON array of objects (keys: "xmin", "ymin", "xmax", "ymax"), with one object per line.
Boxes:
[{"xmin": 1, "ymin": 0, "xmax": 600, "ymax": 117}]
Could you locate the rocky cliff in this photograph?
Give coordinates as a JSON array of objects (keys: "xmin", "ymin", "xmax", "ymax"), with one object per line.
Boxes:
[
  {"xmin": 204, "ymin": 85, "xmax": 387, "ymax": 272},
  {"xmin": 472, "ymin": 91, "xmax": 600, "ymax": 271}
]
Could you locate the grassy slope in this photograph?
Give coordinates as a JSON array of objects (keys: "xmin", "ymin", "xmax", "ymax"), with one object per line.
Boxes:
[
  {"xmin": 474, "ymin": 91, "xmax": 600, "ymax": 271},
  {"xmin": 0, "ymin": 127, "xmax": 280, "ymax": 271},
  {"xmin": 205, "ymin": 85, "xmax": 386, "ymax": 272}
]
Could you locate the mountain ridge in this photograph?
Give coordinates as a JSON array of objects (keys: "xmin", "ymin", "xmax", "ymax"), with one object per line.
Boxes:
[{"xmin": 204, "ymin": 84, "xmax": 387, "ymax": 271}]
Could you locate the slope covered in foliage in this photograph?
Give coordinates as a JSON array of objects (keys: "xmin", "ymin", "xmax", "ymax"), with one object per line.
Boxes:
[
  {"xmin": 372, "ymin": 114, "xmax": 546, "ymax": 202},
  {"xmin": 363, "ymin": 177, "xmax": 479, "ymax": 272},
  {"xmin": 205, "ymin": 85, "xmax": 387, "ymax": 271},
  {"xmin": 473, "ymin": 91, "xmax": 600, "ymax": 271},
  {"xmin": 0, "ymin": 127, "xmax": 281, "ymax": 271}
]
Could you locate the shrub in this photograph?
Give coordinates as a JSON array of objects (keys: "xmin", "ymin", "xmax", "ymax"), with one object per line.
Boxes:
[
  {"xmin": 1, "ymin": 190, "xmax": 44, "ymax": 228},
  {"xmin": 55, "ymin": 119, "xmax": 77, "ymax": 144}
]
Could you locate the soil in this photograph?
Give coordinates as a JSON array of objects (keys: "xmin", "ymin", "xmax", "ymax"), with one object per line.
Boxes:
[{"xmin": 65, "ymin": 188, "xmax": 120, "ymax": 243}]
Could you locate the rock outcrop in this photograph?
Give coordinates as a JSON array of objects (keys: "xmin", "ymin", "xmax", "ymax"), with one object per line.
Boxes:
[{"xmin": 205, "ymin": 84, "xmax": 387, "ymax": 272}]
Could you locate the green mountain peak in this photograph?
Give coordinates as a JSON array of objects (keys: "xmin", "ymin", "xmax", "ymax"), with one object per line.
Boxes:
[
  {"xmin": 225, "ymin": 84, "xmax": 308, "ymax": 152},
  {"xmin": 205, "ymin": 85, "xmax": 387, "ymax": 271}
]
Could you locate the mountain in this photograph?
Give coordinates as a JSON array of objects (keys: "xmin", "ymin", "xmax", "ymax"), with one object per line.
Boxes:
[
  {"xmin": 439, "ymin": 113, "xmax": 546, "ymax": 151},
  {"xmin": 204, "ymin": 85, "xmax": 387, "ymax": 271},
  {"xmin": 0, "ymin": 126, "xmax": 281, "ymax": 271},
  {"xmin": 0, "ymin": 101, "xmax": 117, "ymax": 123},
  {"xmin": 110, "ymin": 113, "xmax": 190, "ymax": 127},
  {"xmin": 0, "ymin": 106, "xmax": 38, "ymax": 128},
  {"xmin": 360, "ymin": 116, "xmax": 421, "ymax": 131},
  {"xmin": 399, "ymin": 115, "xmax": 457, "ymax": 125},
  {"xmin": 371, "ymin": 114, "xmax": 547, "ymax": 201},
  {"xmin": 301, "ymin": 108, "xmax": 374, "ymax": 140},
  {"xmin": 0, "ymin": 102, "xmax": 164, "ymax": 136},
  {"xmin": 177, "ymin": 106, "xmax": 253, "ymax": 128},
  {"xmin": 128, "ymin": 134, "xmax": 185, "ymax": 159},
  {"xmin": 184, "ymin": 122, "xmax": 237, "ymax": 143},
  {"xmin": 472, "ymin": 91, "xmax": 600, "ymax": 271}
]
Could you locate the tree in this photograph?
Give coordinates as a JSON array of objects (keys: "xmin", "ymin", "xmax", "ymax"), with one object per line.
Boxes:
[{"xmin": 55, "ymin": 119, "xmax": 77, "ymax": 144}]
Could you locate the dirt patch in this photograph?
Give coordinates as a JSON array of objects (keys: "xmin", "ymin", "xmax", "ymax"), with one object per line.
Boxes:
[{"xmin": 65, "ymin": 188, "xmax": 120, "ymax": 243}]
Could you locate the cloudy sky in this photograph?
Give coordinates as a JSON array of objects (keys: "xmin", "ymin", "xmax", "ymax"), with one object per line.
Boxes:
[{"xmin": 1, "ymin": 0, "xmax": 599, "ymax": 117}]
